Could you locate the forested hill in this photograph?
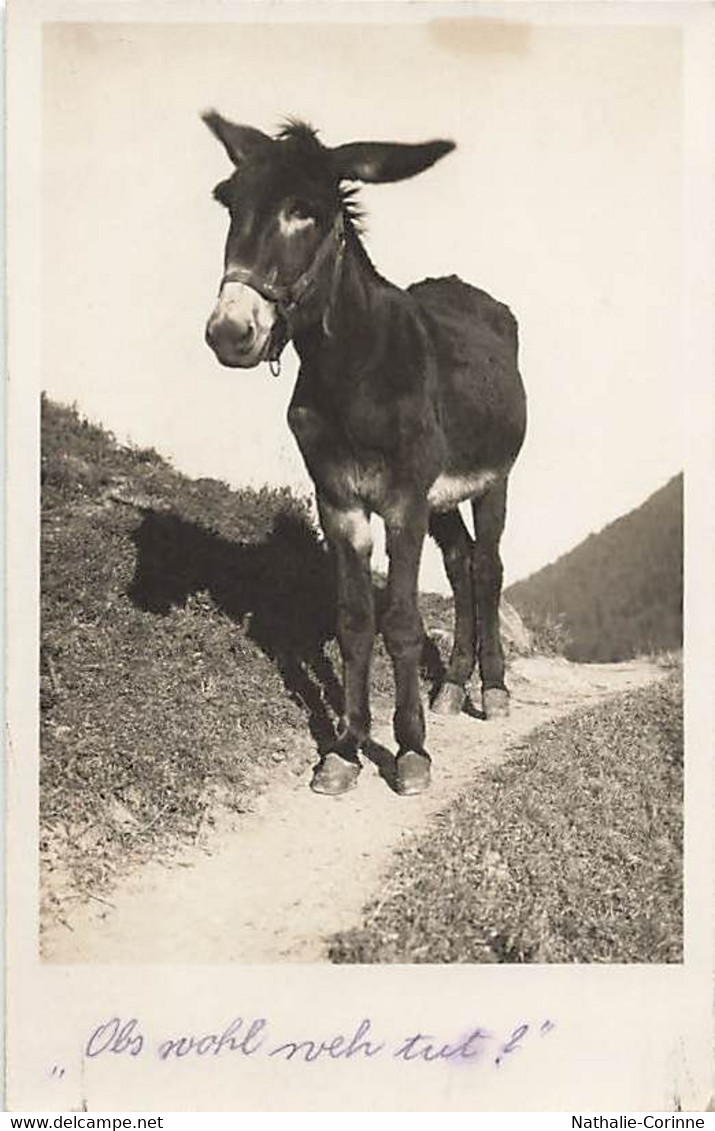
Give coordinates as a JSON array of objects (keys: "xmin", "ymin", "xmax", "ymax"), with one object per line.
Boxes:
[{"xmin": 505, "ymin": 474, "xmax": 683, "ymax": 662}]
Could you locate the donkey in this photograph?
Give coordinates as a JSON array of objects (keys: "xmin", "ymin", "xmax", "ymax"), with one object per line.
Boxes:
[{"xmin": 203, "ymin": 113, "xmax": 527, "ymax": 797}]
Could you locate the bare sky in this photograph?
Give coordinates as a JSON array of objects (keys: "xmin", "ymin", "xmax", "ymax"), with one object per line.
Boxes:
[{"xmin": 43, "ymin": 15, "xmax": 682, "ymax": 590}]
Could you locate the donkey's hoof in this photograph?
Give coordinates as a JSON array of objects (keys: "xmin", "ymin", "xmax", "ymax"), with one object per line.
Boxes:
[
  {"xmin": 310, "ymin": 753, "xmax": 361, "ymax": 796},
  {"xmin": 431, "ymin": 681, "xmax": 466, "ymax": 716},
  {"xmin": 395, "ymin": 751, "xmax": 431, "ymax": 796},
  {"xmin": 483, "ymin": 687, "xmax": 510, "ymax": 719}
]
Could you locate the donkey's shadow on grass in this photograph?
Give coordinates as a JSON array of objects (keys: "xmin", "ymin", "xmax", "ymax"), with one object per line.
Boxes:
[{"xmin": 128, "ymin": 506, "xmax": 445, "ymax": 786}]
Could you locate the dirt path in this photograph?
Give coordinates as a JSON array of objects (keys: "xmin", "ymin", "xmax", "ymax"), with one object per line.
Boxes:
[{"xmin": 42, "ymin": 656, "xmax": 663, "ymax": 963}]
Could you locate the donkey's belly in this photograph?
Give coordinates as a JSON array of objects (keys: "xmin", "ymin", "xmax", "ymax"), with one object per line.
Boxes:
[
  {"xmin": 427, "ymin": 469, "xmax": 500, "ymax": 511},
  {"xmin": 290, "ymin": 400, "xmax": 499, "ymax": 516}
]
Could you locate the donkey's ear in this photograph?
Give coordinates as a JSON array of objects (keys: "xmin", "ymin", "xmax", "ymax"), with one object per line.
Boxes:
[
  {"xmin": 201, "ymin": 110, "xmax": 271, "ymax": 166},
  {"xmin": 329, "ymin": 139, "xmax": 455, "ymax": 184}
]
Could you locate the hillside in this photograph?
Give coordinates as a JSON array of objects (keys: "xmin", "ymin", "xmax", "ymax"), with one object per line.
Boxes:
[
  {"xmin": 505, "ymin": 475, "xmax": 683, "ymax": 662},
  {"xmin": 41, "ymin": 397, "xmax": 337, "ymax": 898}
]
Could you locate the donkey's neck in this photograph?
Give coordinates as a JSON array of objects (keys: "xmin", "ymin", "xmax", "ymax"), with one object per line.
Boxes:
[{"xmin": 292, "ymin": 225, "xmax": 413, "ymax": 371}]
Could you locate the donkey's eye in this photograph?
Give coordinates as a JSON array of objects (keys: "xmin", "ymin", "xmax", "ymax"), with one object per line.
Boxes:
[
  {"xmin": 290, "ymin": 200, "xmax": 316, "ymax": 222},
  {"xmin": 279, "ymin": 204, "xmax": 317, "ymax": 236}
]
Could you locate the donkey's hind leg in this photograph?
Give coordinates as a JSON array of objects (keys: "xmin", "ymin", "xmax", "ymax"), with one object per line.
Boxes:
[
  {"xmin": 471, "ymin": 480, "xmax": 510, "ymax": 719},
  {"xmin": 429, "ymin": 508, "xmax": 477, "ymax": 715}
]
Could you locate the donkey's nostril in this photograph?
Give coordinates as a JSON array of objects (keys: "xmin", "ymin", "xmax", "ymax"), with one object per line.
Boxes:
[
  {"xmin": 233, "ymin": 323, "xmax": 255, "ymax": 345},
  {"xmin": 206, "ymin": 318, "xmax": 255, "ymax": 354}
]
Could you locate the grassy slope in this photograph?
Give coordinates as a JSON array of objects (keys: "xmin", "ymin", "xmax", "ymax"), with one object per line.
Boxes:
[
  {"xmin": 41, "ymin": 398, "xmax": 463, "ymax": 900},
  {"xmin": 42, "ymin": 398, "xmax": 336, "ymax": 897},
  {"xmin": 329, "ymin": 672, "xmax": 683, "ymax": 963},
  {"xmin": 506, "ymin": 475, "xmax": 683, "ymax": 663}
]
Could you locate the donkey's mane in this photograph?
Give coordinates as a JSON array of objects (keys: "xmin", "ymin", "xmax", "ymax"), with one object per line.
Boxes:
[{"xmin": 274, "ymin": 118, "xmax": 323, "ymax": 150}]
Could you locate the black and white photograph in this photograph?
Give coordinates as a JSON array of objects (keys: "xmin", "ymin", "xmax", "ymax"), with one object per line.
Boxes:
[{"xmin": 6, "ymin": 0, "xmax": 714, "ymax": 1114}]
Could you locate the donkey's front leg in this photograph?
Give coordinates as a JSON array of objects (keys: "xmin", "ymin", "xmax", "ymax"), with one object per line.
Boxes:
[
  {"xmin": 382, "ymin": 500, "xmax": 430, "ymax": 795},
  {"xmin": 311, "ymin": 496, "xmax": 375, "ymax": 796}
]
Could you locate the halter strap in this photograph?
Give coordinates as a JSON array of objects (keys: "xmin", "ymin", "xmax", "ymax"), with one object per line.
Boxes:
[{"xmin": 221, "ymin": 214, "xmax": 346, "ymax": 370}]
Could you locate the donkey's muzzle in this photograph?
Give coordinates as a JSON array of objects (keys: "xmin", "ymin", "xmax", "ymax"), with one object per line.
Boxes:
[
  {"xmin": 205, "ymin": 316, "xmax": 260, "ymax": 367},
  {"xmin": 205, "ymin": 279, "xmax": 276, "ymax": 368}
]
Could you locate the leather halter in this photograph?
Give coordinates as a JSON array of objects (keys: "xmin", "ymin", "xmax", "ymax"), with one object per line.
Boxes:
[{"xmin": 220, "ymin": 213, "xmax": 346, "ymax": 373}]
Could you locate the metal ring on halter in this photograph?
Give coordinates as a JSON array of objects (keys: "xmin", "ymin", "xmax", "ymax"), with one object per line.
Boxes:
[{"xmin": 269, "ymin": 357, "xmax": 281, "ymax": 377}]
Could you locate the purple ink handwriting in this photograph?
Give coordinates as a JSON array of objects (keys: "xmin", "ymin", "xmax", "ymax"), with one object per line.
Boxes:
[{"xmin": 84, "ymin": 1016, "xmax": 555, "ymax": 1068}]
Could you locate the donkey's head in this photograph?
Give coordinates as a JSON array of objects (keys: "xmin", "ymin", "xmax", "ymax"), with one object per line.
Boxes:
[{"xmin": 203, "ymin": 113, "xmax": 455, "ymax": 368}]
